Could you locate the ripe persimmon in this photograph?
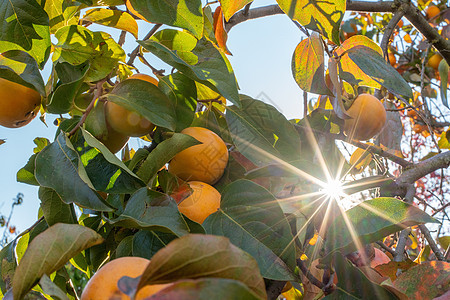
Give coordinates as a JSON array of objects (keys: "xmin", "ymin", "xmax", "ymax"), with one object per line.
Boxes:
[
  {"xmin": 168, "ymin": 127, "xmax": 229, "ymax": 184},
  {"xmin": 428, "ymin": 53, "xmax": 443, "ymax": 70},
  {"xmin": 177, "ymin": 181, "xmax": 221, "ymax": 224},
  {"xmin": 81, "ymin": 256, "xmax": 169, "ymax": 300},
  {"xmin": 0, "ymin": 78, "xmax": 41, "ymax": 128},
  {"xmin": 105, "ymin": 74, "xmax": 158, "ymax": 137},
  {"xmin": 344, "ymin": 94, "xmax": 387, "ymax": 141},
  {"xmin": 426, "ymin": 5, "xmax": 440, "ymax": 19}
]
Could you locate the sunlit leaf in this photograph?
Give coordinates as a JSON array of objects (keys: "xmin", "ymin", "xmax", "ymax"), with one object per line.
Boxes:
[
  {"xmin": 213, "ymin": 6, "xmax": 232, "ymax": 55},
  {"xmin": 12, "ymin": 224, "xmax": 103, "ymax": 300},
  {"xmin": 53, "ymin": 25, "xmax": 125, "ymax": 82},
  {"xmin": 35, "ymin": 133, "xmax": 113, "ymax": 211},
  {"xmin": 129, "ymin": 0, "xmax": 203, "ymax": 38},
  {"xmin": 325, "ymin": 198, "xmax": 438, "ymax": 255},
  {"xmin": 393, "ymin": 261, "xmax": 450, "ymax": 299},
  {"xmin": 335, "ymin": 35, "xmax": 383, "ymax": 89},
  {"xmin": 438, "ymin": 129, "xmax": 450, "ymax": 149},
  {"xmin": 219, "ymin": 0, "xmax": 253, "ymax": 21},
  {"xmin": 83, "ymin": 8, "xmax": 138, "ymax": 39},
  {"xmin": 0, "ymin": 0, "xmax": 49, "ymax": 50},
  {"xmin": 0, "ymin": 50, "xmax": 46, "ymax": 95},
  {"xmin": 226, "ymin": 96, "xmax": 302, "ymax": 166},
  {"xmin": 203, "ymin": 180, "xmax": 296, "ymax": 281},
  {"xmin": 140, "ymin": 30, "xmax": 240, "ymax": 107},
  {"xmin": 147, "ymin": 278, "xmax": 262, "ymax": 300},
  {"xmin": 344, "ymin": 45, "xmax": 413, "ymax": 98},
  {"xmin": 292, "ymin": 33, "xmax": 330, "ymax": 95},
  {"xmin": 374, "ymin": 260, "xmax": 417, "ymax": 282},
  {"xmin": 44, "ymin": 0, "xmax": 79, "ymax": 34},
  {"xmin": 136, "ymin": 234, "xmax": 267, "ymax": 299},
  {"xmin": 276, "ymin": 0, "xmax": 346, "ymax": 45}
]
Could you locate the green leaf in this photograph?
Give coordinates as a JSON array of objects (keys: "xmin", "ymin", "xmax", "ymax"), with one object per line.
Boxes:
[
  {"xmin": 53, "ymin": 25, "xmax": 125, "ymax": 82},
  {"xmin": 225, "ymin": 96, "xmax": 302, "ymax": 166},
  {"xmin": 136, "ymin": 234, "xmax": 267, "ymax": 300},
  {"xmin": 393, "ymin": 261, "xmax": 450, "ymax": 299},
  {"xmin": 148, "ymin": 278, "xmax": 262, "ymax": 300},
  {"xmin": 140, "ymin": 30, "xmax": 240, "ymax": 107},
  {"xmin": 132, "ymin": 230, "xmax": 177, "ymax": 260},
  {"xmin": 106, "ymin": 78, "xmax": 176, "ymax": 131},
  {"xmin": 325, "ymin": 197, "xmax": 438, "ymax": 255},
  {"xmin": 136, "ymin": 133, "xmax": 201, "ymax": 184},
  {"xmin": 35, "ymin": 133, "xmax": 113, "ymax": 212},
  {"xmin": 48, "ymin": 62, "xmax": 90, "ymax": 114},
  {"xmin": 0, "ymin": 50, "xmax": 46, "ymax": 95},
  {"xmin": 0, "ymin": 242, "xmax": 17, "ymax": 294},
  {"xmin": 335, "ymin": 35, "xmax": 383, "ymax": 89},
  {"xmin": 203, "ymin": 180, "xmax": 296, "ymax": 281},
  {"xmin": 17, "ymin": 154, "xmax": 39, "ymax": 186},
  {"xmin": 438, "ymin": 58, "xmax": 449, "ymax": 108},
  {"xmin": 0, "ymin": 0, "xmax": 50, "ymax": 50},
  {"xmin": 74, "ymin": 128, "xmax": 145, "ymax": 194},
  {"xmin": 438, "ymin": 130, "xmax": 450, "ymax": 149},
  {"xmin": 219, "ymin": 0, "xmax": 253, "ymax": 21},
  {"xmin": 82, "ymin": 8, "xmax": 138, "ymax": 39},
  {"xmin": 12, "ymin": 223, "xmax": 104, "ymax": 300},
  {"xmin": 44, "ymin": 0, "xmax": 79, "ymax": 34},
  {"xmin": 39, "ymin": 274, "xmax": 70, "ymax": 300},
  {"xmin": 344, "ymin": 45, "xmax": 413, "ymax": 98},
  {"xmin": 292, "ymin": 33, "xmax": 330, "ymax": 95},
  {"xmin": 159, "ymin": 72, "xmax": 197, "ymax": 132},
  {"xmin": 323, "ymin": 252, "xmax": 398, "ymax": 299},
  {"xmin": 129, "ymin": 0, "xmax": 203, "ymax": 38},
  {"xmin": 109, "ymin": 187, "xmax": 191, "ymax": 237},
  {"xmin": 38, "ymin": 187, "xmax": 77, "ymax": 226},
  {"xmin": 276, "ymin": 0, "xmax": 345, "ymax": 45}
]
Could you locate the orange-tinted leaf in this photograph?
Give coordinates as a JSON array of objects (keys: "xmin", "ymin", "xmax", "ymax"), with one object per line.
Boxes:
[
  {"xmin": 349, "ymin": 146, "xmax": 373, "ymax": 174},
  {"xmin": 375, "ymin": 260, "xmax": 417, "ymax": 281},
  {"xmin": 213, "ymin": 6, "xmax": 232, "ymax": 55},
  {"xmin": 393, "ymin": 261, "xmax": 450, "ymax": 299},
  {"xmin": 277, "ymin": 0, "xmax": 345, "ymax": 45},
  {"xmin": 0, "ymin": 139, "xmax": 5, "ymax": 145},
  {"xmin": 219, "ymin": 0, "xmax": 253, "ymax": 22},
  {"xmin": 292, "ymin": 33, "xmax": 329, "ymax": 95},
  {"xmin": 8, "ymin": 226, "xmax": 16, "ymax": 234},
  {"xmin": 335, "ymin": 35, "xmax": 382, "ymax": 88}
]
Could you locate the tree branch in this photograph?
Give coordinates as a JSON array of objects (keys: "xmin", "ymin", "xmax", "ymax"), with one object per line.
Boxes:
[
  {"xmin": 380, "ymin": 11, "xmax": 405, "ymax": 57},
  {"xmin": 397, "ymin": 151, "xmax": 450, "ymax": 184},
  {"xmin": 127, "ymin": 24, "xmax": 162, "ymax": 66}
]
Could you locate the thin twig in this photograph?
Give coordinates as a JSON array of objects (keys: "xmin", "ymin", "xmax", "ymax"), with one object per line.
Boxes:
[
  {"xmin": 418, "ymin": 224, "xmax": 446, "ymax": 261},
  {"xmin": 69, "ymin": 80, "xmax": 106, "ymax": 136},
  {"xmin": 127, "ymin": 24, "xmax": 162, "ymax": 66},
  {"xmin": 376, "ymin": 241, "xmax": 396, "ymax": 255},
  {"xmin": 297, "ymin": 259, "xmax": 325, "ymax": 289},
  {"xmin": 380, "ymin": 11, "xmax": 405, "ymax": 57}
]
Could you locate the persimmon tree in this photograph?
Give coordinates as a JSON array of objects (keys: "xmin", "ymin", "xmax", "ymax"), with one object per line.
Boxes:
[{"xmin": 0, "ymin": 0, "xmax": 449, "ymax": 299}]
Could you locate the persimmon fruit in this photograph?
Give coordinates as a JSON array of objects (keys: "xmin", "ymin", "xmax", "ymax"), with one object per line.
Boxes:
[
  {"xmin": 426, "ymin": 5, "xmax": 440, "ymax": 19},
  {"xmin": 81, "ymin": 256, "xmax": 169, "ymax": 300},
  {"xmin": 105, "ymin": 74, "xmax": 157, "ymax": 137},
  {"xmin": 177, "ymin": 181, "xmax": 221, "ymax": 224},
  {"xmin": 168, "ymin": 127, "xmax": 229, "ymax": 184},
  {"xmin": 388, "ymin": 53, "xmax": 396, "ymax": 66},
  {"xmin": 0, "ymin": 78, "xmax": 41, "ymax": 128},
  {"xmin": 344, "ymin": 94, "xmax": 387, "ymax": 141},
  {"xmin": 428, "ymin": 53, "xmax": 443, "ymax": 70}
]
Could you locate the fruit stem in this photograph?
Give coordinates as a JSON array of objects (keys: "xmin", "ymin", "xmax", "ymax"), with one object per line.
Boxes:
[{"xmin": 68, "ymin": 79, "xmax": 106, "ymax": 136}]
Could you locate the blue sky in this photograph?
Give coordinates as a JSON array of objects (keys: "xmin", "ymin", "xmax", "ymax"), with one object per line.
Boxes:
[{"xmin": 0, "ymin": 0, "xmax": 307, "ymax": 233}]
